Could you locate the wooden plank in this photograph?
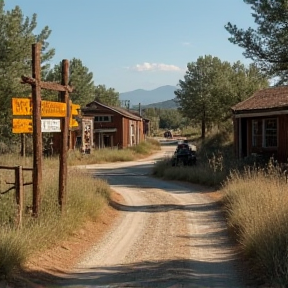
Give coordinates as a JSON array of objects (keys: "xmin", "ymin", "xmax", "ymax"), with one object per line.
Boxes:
[
  {"xmin": 15, "ymin": 166, "xmax": 24, "ymax": 228},
  {"xmin": 21, "ymin": 76, "xmax": 73, "ymax": 92}
]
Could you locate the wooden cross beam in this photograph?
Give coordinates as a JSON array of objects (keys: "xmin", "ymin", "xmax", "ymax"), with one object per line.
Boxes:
[
  {"xmin": 21, "ymin": 42, "xmax": 73, "ymax": 216},
  {"xmin": 21, "ymin": 75, "xmax": 73, "ymax": 92}
]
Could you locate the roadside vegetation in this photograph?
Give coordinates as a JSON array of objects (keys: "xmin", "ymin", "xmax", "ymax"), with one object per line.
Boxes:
[
  {"xmin": 68, "ymin": 138, "xmax": 160, "ymax": 166},
  {"xmin": 153, "ymin": 130, "xmax": 288, "ymax": 287},
  {"xmin": 0, "ymin": 139, "xmax": 160, "ymax": 280}
]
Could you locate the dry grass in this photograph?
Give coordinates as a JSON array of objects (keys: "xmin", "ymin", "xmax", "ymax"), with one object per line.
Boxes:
[
  {"xmin": 0, "ymin": 138, "xmax": 160, "ymax": 279},
  {"xmin": 222, "ymin": 165, "xmax": 288, "ymax": 286},
  {"xmin": 153, "ymin": 131, "xmax": 288, "ymax": 286}
]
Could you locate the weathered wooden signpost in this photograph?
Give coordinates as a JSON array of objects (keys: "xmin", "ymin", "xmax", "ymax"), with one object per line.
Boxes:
[{"xmin": 19, "ymin": 43, "xmax": 73, "ymax": 216}]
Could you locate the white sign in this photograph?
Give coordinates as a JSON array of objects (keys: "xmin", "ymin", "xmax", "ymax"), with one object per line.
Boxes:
[{"xmin": 41, "ymin": 119, "xmax": 61, "ymax": 133}]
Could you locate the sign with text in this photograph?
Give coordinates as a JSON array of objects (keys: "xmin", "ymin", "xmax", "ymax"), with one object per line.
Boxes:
[
  {"xmin": 12, "ymin": 98, "xmax": 66, "ymax": 117},
  {"xmin": 41, "ymin": 119, "xmax": 61, "ymax": 132},
  {"xmin": 12, "ymin": 118, "xmax": 33, "ymax": 133},
  {"xmin": 12, "ymin": 119, "xmax": 61, "ymax": 133}
]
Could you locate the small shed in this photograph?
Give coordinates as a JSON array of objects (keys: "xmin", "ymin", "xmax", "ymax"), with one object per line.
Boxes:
[
  {"xmin": 81, "ymin": 101, "xmax": 147, "ymax": 149},
  {"xmin": 231, "ymin": 86, "xmax": 288, "ymax": 163}
]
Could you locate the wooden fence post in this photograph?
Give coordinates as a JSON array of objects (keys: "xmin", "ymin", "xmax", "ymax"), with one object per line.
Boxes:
[{"xmin": 15, "ymin": 166, "xmax": 24, "ymax": 228}]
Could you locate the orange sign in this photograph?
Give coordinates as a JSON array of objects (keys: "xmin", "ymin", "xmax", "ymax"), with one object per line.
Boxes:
[
  {"xmin": 12, "ymin": 98, "xmax": 66, "ymax": 117},
  {"xmin": 70, "ymin": 118, "xmax": 79, "ymax": 128},
  {"xmin": 12, "ymin": 119, "xmax": 33, "ymax": 133},
  {"xmin": 12, "ymin": 98, "xmax": 32, "ymax": 116},
  {"xmin": 71, "ymin": 104, "xmax": 80, "ymax": 116},
  {"xmin": 41, "ymin": 101, "xmax": 66, "ymax": 117}
]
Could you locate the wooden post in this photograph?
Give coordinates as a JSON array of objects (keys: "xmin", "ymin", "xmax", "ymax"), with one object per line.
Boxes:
[
  {"xmin": 31, "ymin": 43, "xmax": 42, "ymax": 217},
  {"xmin": 58, "ymin": 60, "xmax": 70, "ymax": 212},
  {"xmin": 21, "ymin": 44, "xmax": 72, "ymax": 215},
  {"xmin": 15, "ymin": 166, "xmax": 24, "ymax": 228},
  {"xmin": 20, "ymin": 134, "xmax": 26, "ymax": 157}
]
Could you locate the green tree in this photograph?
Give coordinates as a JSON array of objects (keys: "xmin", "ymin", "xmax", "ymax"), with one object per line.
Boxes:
[
  {"xmin": 94, "ymin": 84, "xmax": 120, "ymax": 106},
  {"xmin": 175, "ymin": 55, "xmax": 268, "ymax": 139},
  {"xmin": 159, "ymin": 109, "xmax": 184, "ymax": 130},
  {"xmin": 225, "ymin": 0, "xmax": 288, "ymax": 84},
  {"xmin": 0, "ymin": 1, "xmax": 54, "ymax": 143},
  {"xmin": 45, "ymin": 58, "xmax": 95, "ymax": 106}
]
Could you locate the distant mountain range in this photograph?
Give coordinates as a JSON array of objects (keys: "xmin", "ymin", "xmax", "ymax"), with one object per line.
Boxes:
[{"xmin": 120, "ymin": 85, "xmax": 178, "ymax": 109}]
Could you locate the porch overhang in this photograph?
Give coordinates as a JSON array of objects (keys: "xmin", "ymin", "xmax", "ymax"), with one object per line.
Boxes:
[{"xmin": 233, "ymin": 109, "xmax": 288, "ymax": 118}]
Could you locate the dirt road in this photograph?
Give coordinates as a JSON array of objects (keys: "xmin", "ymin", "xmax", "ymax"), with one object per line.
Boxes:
[{"xmin": 54, "ymin": 146, "xmax": 247, "ymax": 287}]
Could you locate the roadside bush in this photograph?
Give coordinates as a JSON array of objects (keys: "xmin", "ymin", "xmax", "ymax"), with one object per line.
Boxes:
[
  {"xmin": 153, "ymin": 131, "xmax": 235, "ymax": 187},
  {"xmin": 222, "ymin": 166, "xmax": 288, "ymax": 286}
]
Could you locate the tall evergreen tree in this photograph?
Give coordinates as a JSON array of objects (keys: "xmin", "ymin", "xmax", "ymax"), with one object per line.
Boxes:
[
  {"xmin": 94, "ymin": 84, "xmax": 120, "ymax": 106},
  {"xmin": 45, "ymin": 58, "xmax": 95, "ymax": 106},
  {"xmin": 0, "ymin": 1, "xmax": 54, "ymax": 142},
  {"xmin": 225, "ymin": 0, "xmax": 288, "ymax": 84}
]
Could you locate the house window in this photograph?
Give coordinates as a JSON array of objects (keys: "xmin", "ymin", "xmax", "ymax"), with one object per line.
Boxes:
[
  {"xmin": 252, "ymin": 119, "xmax": 262, "ymax": 147},
  {"xmin": 252, "ymin": 118, "xmax": 277, "ymax": 148},
  {"xmin": 95, "ymin": 116, "xmax": 112, "ymax": 122},
  {"xmin": 264, "ymin": 119, "xmax": 277, "ymax": 147}
]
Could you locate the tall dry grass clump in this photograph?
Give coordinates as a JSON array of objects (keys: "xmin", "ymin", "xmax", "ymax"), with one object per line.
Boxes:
[
  {"xmin": 0, "ymin": 156, "xmax": 111, "ymax": 278},
  {"xmin": 222, "ymin": 164, "xmax": 288, "ymax": 286}
]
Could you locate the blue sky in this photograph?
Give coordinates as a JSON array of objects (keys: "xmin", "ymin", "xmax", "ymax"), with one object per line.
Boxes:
[{"xmin": 5, "ymin": 0, "xmax": 255, "ymax": 93}]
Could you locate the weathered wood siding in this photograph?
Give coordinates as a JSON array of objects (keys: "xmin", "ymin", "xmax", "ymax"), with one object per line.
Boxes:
[{"xmin": 278, "ymin": 114, "xmax": 288, "ymax": 163}]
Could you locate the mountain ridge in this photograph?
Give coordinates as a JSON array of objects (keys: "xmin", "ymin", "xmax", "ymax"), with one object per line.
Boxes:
[{"xmin": 120, "ymin": 85, "xmax": 177, "ymax": 107}]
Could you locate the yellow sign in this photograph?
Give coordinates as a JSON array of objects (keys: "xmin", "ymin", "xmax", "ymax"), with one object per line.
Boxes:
[
  {"xmin": 12, "ymin": 98, "xmax": 66, "ymax": 117},
  {"xmin": 12, "ymin": 119, "xmax": 33, "ymax": 133},
  {"xmin": 12, "ymin": 98, "xmax": 32, "ymax": 116},
  {"xmin": 71, "ymin": 104, "xmax": 80, "ymax": 116},
  {"xmin": 70, "ymin": 118, "xmax": 79, "ymax": 128},
  {"xmin": 41, "ymin": 100, "xmax": 66, "ymax": 117}
]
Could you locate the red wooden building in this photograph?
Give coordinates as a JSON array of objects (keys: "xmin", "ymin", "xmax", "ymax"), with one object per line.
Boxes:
[
  {"xmin": 80, "ymin": 101, "xmax": 148, "ymax": 150},
  {"xmin": 232, "ymin": 86, "xmax": 288, "ymax": 163}
]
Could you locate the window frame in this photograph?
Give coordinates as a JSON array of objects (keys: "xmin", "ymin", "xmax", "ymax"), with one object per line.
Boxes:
[
  {"xmin": 95, "ymin": 115, "xmax": 112, "ymax": 122},
  {"xmin": 251, "ymin": 118, "xmax": 278, "ymax": 148}
]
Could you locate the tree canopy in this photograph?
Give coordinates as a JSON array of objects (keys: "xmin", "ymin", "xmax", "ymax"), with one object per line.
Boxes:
[
  {"xmin": 45, "ymin": 58, "xmax": 96, "ymax": 106},
  {"xmin": 225, "ymin": 0, "xmax": 288, "ymax": 84},
  {"xmin": 0, "ymin": 0, "xmax": 54, "ymax": 142},
  {"xmin": 175, "ymin": 55, "xmax": 268, "ymax": 139},
  {"xmin": 94, "ymin": 84, "xmax": 120, "ymax": 107}
]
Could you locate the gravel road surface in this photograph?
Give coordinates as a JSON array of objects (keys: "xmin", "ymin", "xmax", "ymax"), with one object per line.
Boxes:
[{"xmin": 54, "ymin": 146, "xmax": 247, "ymax": 288}]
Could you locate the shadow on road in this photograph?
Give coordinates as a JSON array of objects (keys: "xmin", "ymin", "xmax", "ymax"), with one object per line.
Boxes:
[{"xmin": 20, "ymin": 257, "xmax": 247, "ymax": 288}]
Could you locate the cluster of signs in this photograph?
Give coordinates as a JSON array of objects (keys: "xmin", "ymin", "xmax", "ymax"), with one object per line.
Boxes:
[{"xmin": 12, "ymin": 98, "xmax": 80, "ymax": 133}]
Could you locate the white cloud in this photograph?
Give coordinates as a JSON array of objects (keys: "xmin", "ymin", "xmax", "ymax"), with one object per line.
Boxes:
[
  {"xmin": 182, "ymin": 42, "xmax": 192, "ymax": 47},
  {"xmin": 129, "ymin": 62, "xmax": 182, "ymax": 72}
]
